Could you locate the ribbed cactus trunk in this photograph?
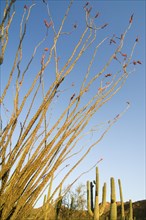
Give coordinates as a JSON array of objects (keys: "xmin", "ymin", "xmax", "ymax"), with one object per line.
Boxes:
[
  {"xmin": 87, "ymin": 167, "xmax": 106, "ymax": 220},
  {"xmin": 110, "ymin": 177, "xmax": 117, "ymax": 220},
  {"xmin": 118, "ymin": 179, "xmax": 125, "ymax": 220},
  {"xmin": 129, "ymin": 199, "xmax": 133, "ymax": 220},
  {"xmin": 90, "ymin": 181, "xmax": 94, "ymax": 212},
  {"xmin": 94, "ymin": 167, "xmax": 100, "ymax": 220}
]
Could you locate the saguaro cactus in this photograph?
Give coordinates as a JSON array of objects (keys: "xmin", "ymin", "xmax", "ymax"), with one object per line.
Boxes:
[
  {"xmin": 110, "ymin": 177, "xmax": 117, "ymax": 220},
  {"xmin": 129, "ymin": 199, "xmax": 133, "ymax": 220},
  {"xmin": 118, "ymin": 179, "xmax": 125, "ymax": 220},
  {"xmin": 87, "ymin": 167, "xmax": 106, "ymax": 220}
]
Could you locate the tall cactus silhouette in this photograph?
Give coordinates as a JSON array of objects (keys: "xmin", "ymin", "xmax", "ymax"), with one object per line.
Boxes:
[
  {"xmin": 87, "ymin": 167, "xmax": 106, "ymax": 220},
  {"xmin": 118, "ymin": 179, "xmax": 125, "ymax": 220},
  {"xmin": 129, "ymin": 199, "xmax": 133, "ymax": 220},
  {"xmin": 87, "ymin": 167, "xmax": 135, "ymax": 220},
  {"xmin": 110, "ymin": 177, "xmax": 117, "ymax": 220}
]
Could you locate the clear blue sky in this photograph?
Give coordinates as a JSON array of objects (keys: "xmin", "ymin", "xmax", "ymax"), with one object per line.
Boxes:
[{"xmin": 0, "ymin": 0, "xmax": 145, "ymax": 206}]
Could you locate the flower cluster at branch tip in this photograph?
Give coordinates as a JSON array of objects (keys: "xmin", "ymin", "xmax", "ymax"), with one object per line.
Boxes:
[
  {"xmin": 44, "ymin": 48, "xmax": 49, "ymax": 51},
  {"xmin": 73, "ymin": 24, "xmax": 77, "ymax": 29},
  {"xmin": 137, "ymin": 60, "xmax": 142, "ymax": 64},
  {"xmin": 24, "ymin": 5, "xmax": 28, "ymax": 10},
  {"xmin": 83, "ymin": 2, "xmax": 89, "ymax": 9},
  {"xmin": 44, "ymin": 19, "xmax": 53, "ymax": 28},
  {"xmin": 135, "ymin": 36, "xmax": 139, "ymax": 42},
  {"xmin": 129, "ymin": 13, "xmax": 134, "ymax": 24},
  {"xmin": 101, "ymin": 23, "xmax": 108, "ymax": 29},
  {"xmin": 70, "ymin": 93, "xmax": 75, "ymax": 101},
  {"xmin": 94, "ymin": 12, "xmax": 100, "ymax": 18},
  {"xmin": 133, "ymin": 60, "xmax": 142, "ymax": 65},
  {"xmin": 110, "ymin": 38, "xmax": 116, "ymax": 45},
  {"xmin": 105, "ymin": 73, "xmax": 112, "ymax": 77},
  {"xmin": 98, "ymin": 87, "xmax": 105, "ymax": 93},
  {"xmin": 115, "ymin": 114, "xmax": 120, "ymax": 119},
  {"xmin": 120, "ymin": 52, "xmax": 127, "ymax": 57}
]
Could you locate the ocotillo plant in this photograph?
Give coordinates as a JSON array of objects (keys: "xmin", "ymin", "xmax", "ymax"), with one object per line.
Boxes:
[
  {"xmin": 87, "ymin": 167, "xmax": 106, "ymax": 220},
  {"xmin": 110, "ymin": 177, "xmax": 117, "ymax": 220},
  {"xmin": 118, "ymin": 179, "xmax": 125, "ymax": 220},
  {"xmin": 44, "ymin": 174, "xmax": 54, "ymax": 220},
  {"xmin": 0, "ymin": 1, "xmax": 141, "ymax": 219}
]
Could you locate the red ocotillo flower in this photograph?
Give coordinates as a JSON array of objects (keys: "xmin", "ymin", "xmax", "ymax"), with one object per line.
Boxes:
[
  {"xmin": 24, "ymin": 5, "xmax": 28, "ymax": 9},
  {"xmin": 135, "ymin": 36, "xmax": 139, "ymax": 42},
  {"xmin": 42, "ymin": 0, "xmax": 47, "ymax": 4},
  {"xmin": 105, "ymin": 73, "xmax": 112, "ymax": 77},
  {"xmin": 133, "ymin": 60, "xmax": 137, "ymax": 65},
  {"xmin": 95, "ymin": 12, "xmax": 99, "ymax": 18},
  {"xmin": 129, "ymin": 13, "xmax": 134, "ymax": 23},
  {"xmin": 44, "ymin": 47, "xmax": 49, "ymax": 51},
  {"xmin": 115, "ymin": 114, "xmax": 120, "ymax": 119},
  {"xmin": 110, "ymin": 38, "xmax": 116, "ymax": 44},
  {"xmin": 44, "ymin": 20, "xmax": 53, "ymax": 28},
  {"xmin": 83, "ymin": 2, "xmax": 89, "ymax": 8},
  {"xmin": 70, "ymin": 93, "xmax": 75, "ymax": 101},
  {"xmin": 98, "ymin": 87, "xmax": 105, "ymax": 93},
  {"xmin": 73, "ymin": 24, "xmax": 77, "ymax": 29},
  {"xmin": 137, "ymin": 60, "xmax": 142, "ymax": 64},
  {"xmin": 120, "ymin": 52, "xmax": 127, "ymax": 57},
  {"xmin": 101, "ymin": 23, "xmax": 108, "ymax": 29}
]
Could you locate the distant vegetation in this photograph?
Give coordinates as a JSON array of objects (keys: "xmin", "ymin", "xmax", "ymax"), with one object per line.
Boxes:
[{"xmin": 29, "ymin": 199, "xmax": 146, "ymax": 219}]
